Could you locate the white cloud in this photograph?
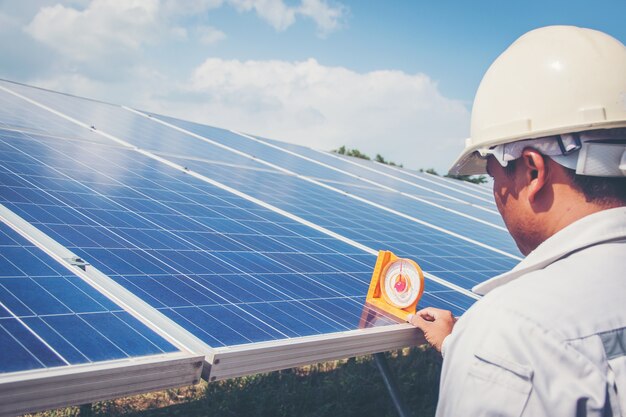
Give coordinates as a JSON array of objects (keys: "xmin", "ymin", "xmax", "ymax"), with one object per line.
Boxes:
[
  {"xmin": 298, "ymin": 0, "xmax": 347, "ymax": 37},
  {"xmin": 197, "ymin": 25, "xmax": 226, "ymax": 44},
  {"xmin": 169, "ymin": 26, "xmax": 188, "ymax": 40},
  {"xmin": 227, "ymin": 0, "xmax": 346, "ymax": 35},
  {"xmin": 228, "ymin": 0, "xmax": 296, "ymax": 31},
  {"xmin": 22, "ymin": 0, "xmax": 345, "ymax": 67},
  {"xmin": 24, "ymin": 0, "xmax": 162, "ymax": 62},
  {"xmin": 155, "ymin": 58, "xmax": 469, "ymax": 171},
  {"xmin": 22, "ymin": 0, "xmax": 229, "ymax": 64},
  {"xmin": 162, "ymin": 0, "xmax": 224, "ymax": 16}
]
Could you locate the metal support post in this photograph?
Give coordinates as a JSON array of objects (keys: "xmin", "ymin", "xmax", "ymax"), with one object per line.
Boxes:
[
  {"xmin": 79, "ymin": 403, "xmax": 93, "ymax": 416},
  {"xmin": 374, "ymin": 352, "xmax": 410, "ymax": 417}
]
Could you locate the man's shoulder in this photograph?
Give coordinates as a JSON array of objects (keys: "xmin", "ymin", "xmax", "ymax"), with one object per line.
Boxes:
[{"xmin": 473, "ymin": 240, "xmax": 626, "ymax": 338}]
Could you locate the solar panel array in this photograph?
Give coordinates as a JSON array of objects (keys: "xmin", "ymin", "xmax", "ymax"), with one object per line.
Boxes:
[{"xmin": 0, "ymin": 79, "xmax": 520, "ymax": 415}]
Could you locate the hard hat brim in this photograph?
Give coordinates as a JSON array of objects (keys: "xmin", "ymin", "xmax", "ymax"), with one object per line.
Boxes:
[{"xmin": 448, "ymin": 148, "xmax": 487, "ymax": 176}]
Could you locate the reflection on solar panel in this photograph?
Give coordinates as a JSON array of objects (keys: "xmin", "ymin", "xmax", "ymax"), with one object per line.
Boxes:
[{"xmin": 0, "ymin": 78, "xmax": 518, "ymax": 414}]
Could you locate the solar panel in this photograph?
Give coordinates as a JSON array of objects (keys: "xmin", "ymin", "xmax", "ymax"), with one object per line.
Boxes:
[
  {"xmin": 0, "ymin": 124, "xmax": 470, "ymax": 338},
  {"xmin": 0, "ymin": 78, "xmax": 519, "ymax": 412}
]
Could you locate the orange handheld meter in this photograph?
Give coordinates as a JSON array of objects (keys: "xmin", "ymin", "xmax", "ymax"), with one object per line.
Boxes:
[{"xmin": 366, "ymin": 250, "xmax": 425, "ymax": 321}]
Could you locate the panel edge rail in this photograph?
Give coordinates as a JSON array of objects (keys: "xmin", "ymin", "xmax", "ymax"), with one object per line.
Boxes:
[{"xmin": 0, "ymin": 353, "xmax": 202, "ymax": 417}]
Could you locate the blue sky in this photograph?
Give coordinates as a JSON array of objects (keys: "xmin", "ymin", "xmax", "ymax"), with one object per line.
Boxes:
[{"xmin": 1, "ymin": 0, "xmax": 624, "ymax": 172}]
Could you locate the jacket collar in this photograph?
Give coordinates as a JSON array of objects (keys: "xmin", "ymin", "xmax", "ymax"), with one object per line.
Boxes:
[{"xmin": 473, "ymin": 207, "xmax": 626, "ymax": 296}]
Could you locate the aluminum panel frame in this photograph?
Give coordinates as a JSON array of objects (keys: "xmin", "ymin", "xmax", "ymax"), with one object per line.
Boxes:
[
  {"xmin": 206, "ymin": 323, "xmax": 426, "ymax": 381},
  {"xmin": 0, "ymin": 353, "xmax": 203, "ymax": 417}
]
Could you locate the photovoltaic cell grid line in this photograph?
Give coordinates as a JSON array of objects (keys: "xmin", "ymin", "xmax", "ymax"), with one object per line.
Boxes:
[
  {"xmin": 133, "ymin": 115, "xmax": 520, "ymax": 272},
  {"xmin": 0, "ymin": 220, "xmax": 178, "ymax": 374},
  {"xmin": 0, "ymin": 128, "xmax": 475, "ymax": 354},
  {"xmin": 128, "ymin": 110, "xmax": 520, "ymax": 259},
  {"xmin": 305, "ymin": 182, "xmax": 518, "ymax": 253}
]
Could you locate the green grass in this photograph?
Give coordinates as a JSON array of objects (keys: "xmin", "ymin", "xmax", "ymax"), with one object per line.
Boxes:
[{"xmin": 28, "ymin": 346, "xmax": 442, "ymax": 417}]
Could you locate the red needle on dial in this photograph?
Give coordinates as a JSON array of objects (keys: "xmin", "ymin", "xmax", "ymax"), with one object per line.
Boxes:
[{"xmin": 394, "ymin": 261, "xmax": 407, "ymax": 292}]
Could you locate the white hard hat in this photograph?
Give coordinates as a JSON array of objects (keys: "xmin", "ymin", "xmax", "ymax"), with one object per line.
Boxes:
[{"xmin": 449, "ymin": 25, "xmax": 626, "ymax": 176}]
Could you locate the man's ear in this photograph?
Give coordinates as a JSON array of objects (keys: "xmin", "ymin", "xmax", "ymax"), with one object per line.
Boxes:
[{"xmin": 521, "ymin": 148, "xmax": 548, "ymax": 204}]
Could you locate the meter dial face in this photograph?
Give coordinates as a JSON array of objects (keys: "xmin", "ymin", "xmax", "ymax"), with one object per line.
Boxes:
[{"xmin": 380, "ymin": 259, "xmax": 422, "ymax": 308}]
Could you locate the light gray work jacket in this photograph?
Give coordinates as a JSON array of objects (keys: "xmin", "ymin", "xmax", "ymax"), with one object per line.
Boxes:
[{"xmin": 437, "ymin": 207, "xmax": 626, "ymax": 416}]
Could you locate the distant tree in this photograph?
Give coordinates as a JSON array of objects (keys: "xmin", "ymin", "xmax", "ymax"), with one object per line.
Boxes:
[
  {"xmin": 444, "ymin": 173, "xmax": 488, "ymax": 184},
  {"xmin": 419, "ymin": 168, "xmax": 439, "ymax": 176},
  {"xmin": 332, "ymin": 146, "xmax": 403, "ymax": 166},
  {"xmin": 418, "ymin": 167, "xmax": 486, "ymax": 184},
  {"xmin": 335, "ymin": 147, "xmax": 489, "ymax": 184},
  {"xmin": 348, "ymin": 148, "xmax": 370, "ymax": 160},
  {"xmin": 332, "ymin": 146, "xmax": 370, "ymax": 160}
]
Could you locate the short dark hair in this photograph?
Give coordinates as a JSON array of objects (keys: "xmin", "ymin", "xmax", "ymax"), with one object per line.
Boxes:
[
  {"xmin": 564, "ymin": 169, "xmax": 626, "ymax": 205},
  {"xmin": 503, "ymin": 157, "xmax": 626, "ymax": 205}
]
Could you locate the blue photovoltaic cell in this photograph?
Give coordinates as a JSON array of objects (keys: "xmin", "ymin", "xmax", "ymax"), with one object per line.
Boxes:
[
  {"xmin": 188, "ymin": 118, "xmax": 497, "ymax": 214},
  {"xmin": 310, "ymin": 182, "xmax": 518, "ymax": 253},
  {"xmin": 0, "ymin": 127, "xmax": 474, "ymax": 351},
  {"xmin": 0, "ymin": 221, "xmax": 177, "ymax": 374},
  {"xmin": 249, "ymin": 133, "xmax": 499, "ymax": 207}
]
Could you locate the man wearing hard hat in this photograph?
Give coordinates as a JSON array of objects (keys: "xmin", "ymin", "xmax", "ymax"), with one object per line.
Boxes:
[{"xmin": 409, "ymin": 26, "xmax": 626, "ymax": 415}]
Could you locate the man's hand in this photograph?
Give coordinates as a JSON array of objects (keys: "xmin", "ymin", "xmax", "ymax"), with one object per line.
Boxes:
[{"xmin": 408, "ymin": 307, "xmax": 456, "ymax": 353}]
